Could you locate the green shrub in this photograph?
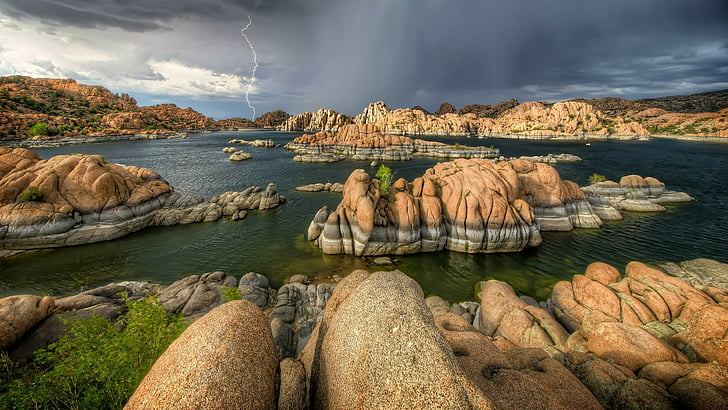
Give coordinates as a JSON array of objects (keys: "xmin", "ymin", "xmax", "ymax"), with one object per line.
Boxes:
[
  {"xmin": 588, "ymin": 173, "xmax": 607, "ymax": 185},
  {"xmin": 29, "ymin": 122, "xmax": 49, "ymax": 137},
  {"xmin": 221, "ymin": 285, "xmax": 241, "ymax": 302},
  {"xmin": 18, "ymin": 186, "xmax": 44, "ymax": 202},
  {"xmin": 375, "ymin": 164, "xmax": 393, "ymax": 196},
  {"xmin": 0, "ymin": 296, "xmax": 186, "ymax": 409}
]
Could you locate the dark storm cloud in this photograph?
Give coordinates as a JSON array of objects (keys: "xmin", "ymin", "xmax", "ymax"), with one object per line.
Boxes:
[{"xmin": 1, "ymin": 0, "xmax": 726, "ymax": 117}]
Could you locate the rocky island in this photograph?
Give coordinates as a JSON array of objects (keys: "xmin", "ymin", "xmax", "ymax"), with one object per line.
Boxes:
[
  {"xmin": 307, "ymin": 159, "xmax": 692, "ymax": 256},
  {"xmin": 285, "ymin": 123, "xmax": 500, "ymax": 162},
  {"xmin": 0, "ymin": 147, "xmax": 284, "ymax": 257}
]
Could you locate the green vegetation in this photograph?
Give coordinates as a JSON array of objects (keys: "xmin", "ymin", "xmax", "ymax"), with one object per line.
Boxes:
[
  {"xmin": 453, "ymin": 142, "xmax": 466, "ymax": 150},
  {"xmin": 375, "ymin": 164, "xmax": 393, "ymax": 196},
  {"xmin": 221, "ymin": 285, "xmax": 241, "ymax": 302},
  {"xmin": 18, "ymin": 186, "xmax": 44, "ymax": 202},
  {"xmin": 29, "ymin": 122, "xmax": 49, "ymax": 137},
  {"xmin": 0, "ymin": 297, "xmax": 186, "ymax": 409},
  {"xmin": 588, "ymin": 173, "xmax": 607, "ymax": 185}
]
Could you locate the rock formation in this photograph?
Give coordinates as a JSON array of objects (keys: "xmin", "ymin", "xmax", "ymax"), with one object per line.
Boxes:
[
  {"xmin": 0, "ymin": 148, "xmax": 284, "ymax": 253},
  {"xmin": 582, "ymin": 175, "xmax": 693, "ymax": 212},
  {"xmin": 4, "ymin": 260, "xmax": 727, "ymax": 408},
  {"xmin": 254, "ymin": 109, "xmax": 290, "ymax": 128},
  {"xmin": 278, "ymin": 108, "xmax": 352, "ymax": 132},
  {"xmin": 285, "ymin": 123, "xmax": 500, "ymax": 162},
  {"xmin": 125, "ymin": 300, "xmax": 279, "ymax": 409},
  {"xmin": 295, "ymin": 182, "xmax": 344, "ymax": 192},
  {"xmin": 307, "ymin": 158, "xmax": 610, "ymax": 256},
  {"xmin": 0, "ymin": 295, "xmax": 55, "ymax": 350}
]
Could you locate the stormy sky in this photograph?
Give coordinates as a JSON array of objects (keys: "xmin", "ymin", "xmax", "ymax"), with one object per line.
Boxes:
[{"xmin": 0, "ymin": 0, "xmax": 726, "ymax": 119}]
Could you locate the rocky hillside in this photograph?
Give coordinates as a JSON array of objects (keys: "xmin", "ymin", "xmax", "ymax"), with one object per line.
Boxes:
[{"xmin": 0, "ymin": 76, "xmax": 293, "ymax": 140}]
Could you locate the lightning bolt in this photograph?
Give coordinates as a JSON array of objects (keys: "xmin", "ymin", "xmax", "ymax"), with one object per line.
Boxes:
[{"xmin": 241, "ymin": 16, "xmax": 258, "ymax": 121}]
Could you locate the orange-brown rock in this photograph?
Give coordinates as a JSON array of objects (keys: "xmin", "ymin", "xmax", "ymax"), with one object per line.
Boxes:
[
  {"xmin": 476, "ymin": 280, "xmax": 569, "ymax": 348},
  {"xmin": 299, "ymin": 270, "xmax": 495, "ymax": 408},
  {"xmin": 286, "ymin": 123, "xmax": 499, "ymax": 161},
  {"xmin": 0, "ymin": 76, "xmax": 220, "ymax": 140},
  {"xmin": 0, "ymin": 294, "xmax": 55, "ymax": 350},
  {"xmin": 308, "ymin": 159, "xmax": 558, "ymax": 255},
  {"xmin": 125, "ymin": 300, "xmax": 278, "ymax": 409},
  {"xmin": 0, "ymin": 148, "xmax": 284, "ymax": 252},
  {"xmin": 278, "ymin": 108, "xmax": 352, "ymax": 131},
  {"xmin": 435, "ymin": 313, "xmax": 602, "ymax": 410}
]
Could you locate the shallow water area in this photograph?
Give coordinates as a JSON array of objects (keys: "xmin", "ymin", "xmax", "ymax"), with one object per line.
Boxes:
[{"xmin": 1, "ymin": 131, "xmax": 726, "ymax": 302}]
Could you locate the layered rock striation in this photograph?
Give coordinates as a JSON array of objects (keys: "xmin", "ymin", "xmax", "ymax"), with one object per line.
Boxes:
[
  {"xmin": 307, "ymin": 158, "xmax": 605, "ymax": 256},
  {"xmin": 285, "ymin": 123, "xmax": 500, "ymax": 162},
  {"xmin": 0, "ymin": 148, "xmax": 284, "ymax": 253},
  {"xmin": 583, "ymin": 174, "xmax": 693, "ymax": 213}
]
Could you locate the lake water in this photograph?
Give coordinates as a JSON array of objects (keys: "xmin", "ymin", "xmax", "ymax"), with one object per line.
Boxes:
[{"xmin": 1, "ymin": 131, "xmax": 726, "ymax": 302}]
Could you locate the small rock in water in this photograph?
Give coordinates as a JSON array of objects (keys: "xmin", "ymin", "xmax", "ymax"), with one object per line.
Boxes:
[
  {"xmin": 373, "ymin": 256, "xmax": 394, "ymax": 265},
  {"xmin": 370, "ymin": 161, "xmax": 378, "ymax": 167},
  {"xmin": 289, "ymin": 274, "xmax": 310, "ymax": 284}
]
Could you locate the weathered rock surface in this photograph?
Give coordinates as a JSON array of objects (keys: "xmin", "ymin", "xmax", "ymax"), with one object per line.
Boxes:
[
  {"xmin": 285, "ymin": 123, "xmax": 500, "ymax": 161},
  {"xmin": 228, "ymin": 138, "xmax": 275, "ymax": 147},
  {"xmin": 307, "ymin": 158, "xmax": 615, "ymax": 255},
  {"xmin": 278, "ymin": 108, "xmax": 352, "ymax": 132},
  {"xmin": 300, "ymin": 270, "xmax": 495, "ymax": 408},
  {"xmin": 351, "ymin": 100, "xmax": 653, "ymax": 137},
  {"xmin": 295, "ymin": 182, "xmax": 344, "ymax": 193},
  {"xmin": 158, "ymin": 271, "xmax": 236, "ymax": 317},
  {"xmin": 0, "ymin": 294, "xmax": 55, "ymax": 350},
  {"xmin": 435, "ymin": 313, "xmax": 602, "ymax": 410},
  {"xmin": 125, "ymin": 300, "xmax": 278, "ymax": 409},
  {"xmin": 228, "ymin": 150, "xmax": 252, "ymax": 161},
  {"xmin": 0, "ymin": 148, "xmax": 284, "ymax": 254},
  {"xmin": 476, "ymin": 280, "xmax": 569, "ymax": 348},
  {"xmin": 582, "ymin": 174, "xmax": 693, "ymax": 212}
]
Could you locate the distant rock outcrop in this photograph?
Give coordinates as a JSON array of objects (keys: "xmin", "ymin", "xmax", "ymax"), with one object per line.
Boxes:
[
  {"xmin": 278, "ymin": 108, "xmax": 353, "ymax": 132},
  {"xmin": 254, "ymin": 109, "xmax": 290, "ymax": 128},
  {"xmin": 285, "ymin": 123, "xmax": 499, "ymax": 162},
  {"xmin": 0, "ymin": 148, "xmax": 284, "ymax": 253},
  {"xmin": 582, "ymin": 174, "xmax": 693, "ymax": 213}
]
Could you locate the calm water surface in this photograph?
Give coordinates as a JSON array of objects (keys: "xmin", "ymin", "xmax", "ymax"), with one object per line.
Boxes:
[{"xmin": 1, "ymin": 131, "xmax": 726, "ymax": 301}]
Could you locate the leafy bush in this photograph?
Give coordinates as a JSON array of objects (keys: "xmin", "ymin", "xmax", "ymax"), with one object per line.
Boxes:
[
  {"xmin": 221, "ymin": 285, "xmax": 241, "ymax": 302},
  {"xmin": 588, "ymin": 173, "xmax": 607, "ymax": 185},
  {"xmin": 0, "ymin": 297, "xmax": 186, "ymax": 409},
  {"xmin": 18, "ymin": 186, "xmax": 44, "ymax": 202},
  {"xmin": 375, "ymin": 164, "xmax": 393, "ymax": 196},
  {"xmin": 29, "ymin": 122, "xmax": 49, "ymax": 137}
]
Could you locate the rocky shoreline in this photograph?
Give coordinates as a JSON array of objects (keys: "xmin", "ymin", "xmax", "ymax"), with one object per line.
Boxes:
[
  {"xmin": 2, "ymin": 257, "xmax": 725, "ymax": 408},
  {"xmin": 0, "ymin": 148, "xmax": 284, "ymax": 257}
]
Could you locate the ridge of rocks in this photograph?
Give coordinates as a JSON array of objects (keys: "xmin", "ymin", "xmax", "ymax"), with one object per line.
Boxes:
[
  {"xmin": 0, "ymin": 148, "xmax": 285, "ymax": 254},
  {"xmin": 286, "ymin": 123, "xmax": 500, "ymax": 162},
  {"xmin": 308, "ymin": 160, "xmax": 692, "ymax": 256}
]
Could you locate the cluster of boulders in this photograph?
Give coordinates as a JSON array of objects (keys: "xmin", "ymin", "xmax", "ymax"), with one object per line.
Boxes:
[
  {"xmin": 295, "ymin": 182, "xmax": 344, "ymax": 193},
  {"xmin": 285, "ymin": 124, "xmax": 499, "ymax": 162},
  {"xmin": 307, "ymin": 159, "xmax": 693, "ymax": 256},
  {"xmin": 2, "ymin": 258, "xmax": 725, "ymax": 408},
  {"xmin": 583, "ymin": 175, "xmax": 693, "ymax": 212},
  {"xmin": 0, "ymin": 148, "xmax": 284, "ymax": 254},
  {"xmin": 228, "ymin": 138, "xmax": 275, "ymax": 147}
]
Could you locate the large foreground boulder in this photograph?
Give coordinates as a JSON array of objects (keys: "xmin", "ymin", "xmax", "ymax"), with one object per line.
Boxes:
[
  {"xmin": 300, "ymin": 270, "xmax": 495, "ymax": 408},
  {"xmin": 125, "ymin": 300, "xmax": 278, "ymax": 409}
]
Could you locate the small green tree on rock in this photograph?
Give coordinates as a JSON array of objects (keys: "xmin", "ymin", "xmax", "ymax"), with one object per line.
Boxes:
[
  {"xmin": 375, "ymin": 164, "xmax": 393, "ymax": 196},
  {"xmin": 588, "ymin": 173, "xmax": 607, "ymax": 185}
]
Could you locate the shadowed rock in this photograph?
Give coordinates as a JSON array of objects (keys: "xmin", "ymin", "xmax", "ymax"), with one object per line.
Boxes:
[{"xmin": 0, "ymin": 295, "xmax": 55, "ymax": 350}]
